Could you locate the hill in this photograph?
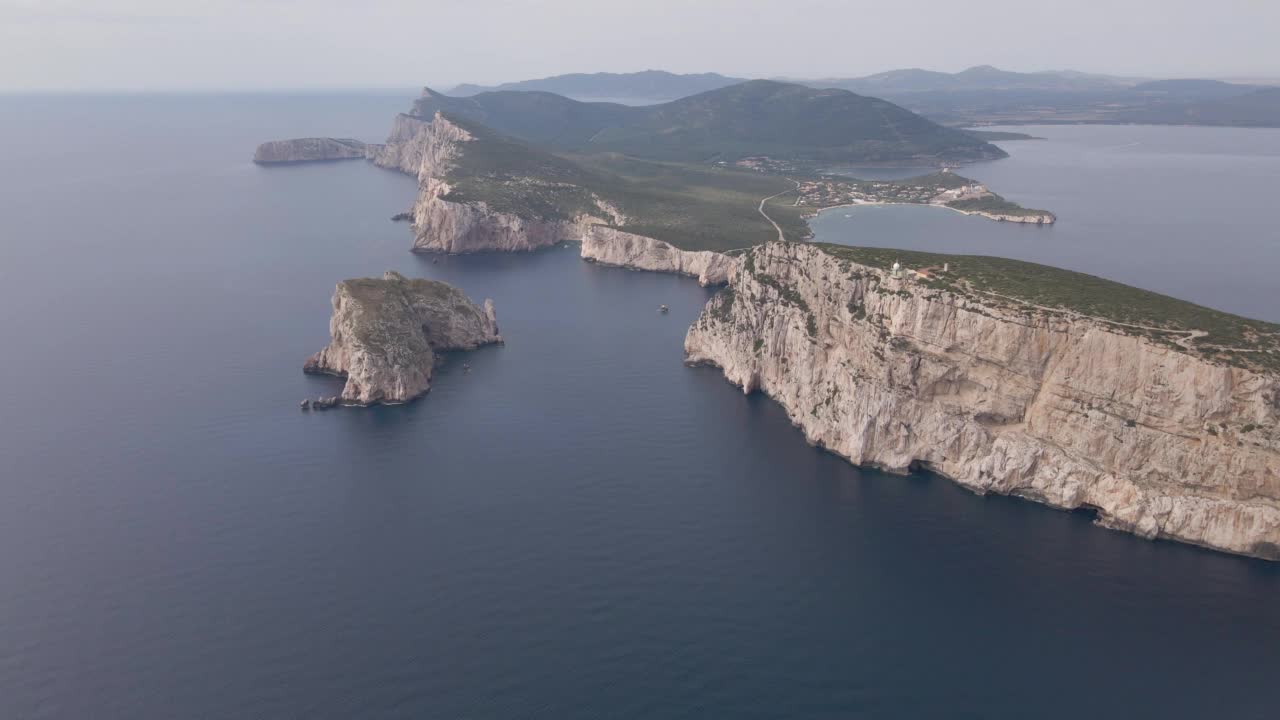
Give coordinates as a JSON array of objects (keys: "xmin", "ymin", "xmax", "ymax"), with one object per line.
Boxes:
[
  {"xmin": 436, "ymin": 68, "xmax": 1280, "ymax": 128},
  {"xmin": 823, "ymin": 69, "xmax": 1277, "ymax": 127},
  {"xmin": 1122, "ymin": 87, "xmax": 1280, "ymax": 127},
  {"xmin": 410, "ymin": 80, "xmax": 1005, "ymax": 165},
  {"xmin": 448, "ymin": 70, "xmax": 745, "ymax": 103},
  {"xmin": 821, "ymin": 65, "xmax": 1136, "ymax": 94},
  {"xmin": 428, "ymin": 113, "xmax": 809, "ymax": 251},
  {"xmin": 1131, "ymin": 78, "xmax": 1258, "ymax": 99}
]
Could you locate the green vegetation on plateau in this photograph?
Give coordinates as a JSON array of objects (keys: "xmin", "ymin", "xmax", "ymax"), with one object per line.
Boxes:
[
  {"xmin": 438, "ymin": 114, "xmax": 807, "ymax": 252},
  {"xmin": 815, "ymin": 244, "xmax": 1280, "ymax": 371},
  {"xmin": 412, "ymin": 82, "xmax": 1042, "ymax": 253},
  {"xmin": 570, "ymin": 153, "xmax": 807, "ymax": 250},
  {"xmin": 944, "ymin": 194, "xmax": 1053, "ymax": 218}
]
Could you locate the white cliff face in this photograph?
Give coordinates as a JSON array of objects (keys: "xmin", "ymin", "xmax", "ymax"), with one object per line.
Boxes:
[
  {"xmin": 377, "ymin": 112, "xmax": 741, "ymax": 277},
  {"xmin": 412, "ymin": 178, "xmax": 605, "ymax": 254},
  {"xmin": 370, "ymin": 112, "xmax": 472, "ymax": 178},
  {"xmin": 304, "ymin": 271, "xmax": 500, "ymax": 405},
  {"xmin": 371, "ymin": 113, "xmax": 596, "ymax": 254},
  {"xmin": 368, "ymin": 114, "xmax": 430, "ymax": 173},
  {"xmin": 684, "ymin": 242, "xmax": 1280, "ymax": 559},
  {"xmin": 580, "ymin": 227, "xmax": 739, "ymax": 286}
]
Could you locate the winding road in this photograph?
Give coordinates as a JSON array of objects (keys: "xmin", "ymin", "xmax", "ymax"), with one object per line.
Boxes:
[{"xmin": 758, "ymin": 180, "xmax": 801, "ymax": 242}]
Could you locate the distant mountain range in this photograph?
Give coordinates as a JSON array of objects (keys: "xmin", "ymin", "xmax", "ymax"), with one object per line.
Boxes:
[
  {"xmin": 415, "ymin": 79, "xmax": 1004, "ymax": 165},
  {"xmin": 1123, "ymin": 86, "xmax": 1280, "ymax": 127},
  {"xmin": 449, "ymin": 70, "xmax": 747, "ymax": 103},
  {"xmin": 446, "ymin": 68, "xmax": 1280, "ymax": 127},
  {"xmin": 818, "ymin": 65, "xmax": 1138, "ymax": 94}
]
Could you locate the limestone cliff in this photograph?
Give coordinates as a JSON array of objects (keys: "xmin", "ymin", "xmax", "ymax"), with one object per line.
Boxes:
[
  {"xmin": 375, "ymin": 111, "xmax": 740, "ymax": 276},
  {"xmin": 685, "ymin": 242, "xmax": 1280, "ymax": 559},
  {"xmin": 581, "ymin": 226, "xmax": 738, "ymax": 286},
  {"xmin": 304, "ymin": 271, "xmax": 500, "ymax": 405},
  {"xmin": 370, "ymin": 113, "xmax": 468, "ymax": 178},
  {"xmin": 253, "ymin": 137, "xmax": 369, "ymax": 164},
  {"xmin": 412, "ymin": 178, "xmax": 605, "ymax": 254}
]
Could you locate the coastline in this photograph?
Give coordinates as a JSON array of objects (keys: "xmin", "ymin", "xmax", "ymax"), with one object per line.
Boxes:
[{"xmin": 806, "ymin": 199, "xmax": 1055, "ymax": 225}]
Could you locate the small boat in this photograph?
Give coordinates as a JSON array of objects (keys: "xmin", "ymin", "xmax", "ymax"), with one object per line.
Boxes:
[{"xmin": 659, "ymin": 305, "xmax": 669, "ymax": 314}]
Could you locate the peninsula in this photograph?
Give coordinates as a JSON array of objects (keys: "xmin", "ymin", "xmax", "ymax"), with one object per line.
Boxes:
[
  {"xmin": 304, "ymin": 271, "xmax": 501, "ymax": 405},
  {"xmin": 791, "ymin": 170, "xmax": 1055, "ymax": 224},
  {"xmin": 260, "ymin": 82, "xmax": 1050, "ymax": 280},
  {"xmin": 685, "ymin": 242, "xmax": 1280, "ymax": 559},
  {"xmin": 265, "ymin": 85, "xmax": 1280, "ymax": 561},
  {"xmin": 329, "ymin": 83, "xmax": 1047, "ymax": 279}
]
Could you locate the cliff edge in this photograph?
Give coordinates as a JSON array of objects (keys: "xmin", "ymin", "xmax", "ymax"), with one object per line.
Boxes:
[
  {"xmin": 304, "ymin": 271, "xmax": 501, "ymax": 405},
  {"xmin": 685, "ymin": 242, "xmax": 1280, "ymax": 559},
  {"xmin": 372, "ymin": 111, "xmax": 741, "ymax": 282}
]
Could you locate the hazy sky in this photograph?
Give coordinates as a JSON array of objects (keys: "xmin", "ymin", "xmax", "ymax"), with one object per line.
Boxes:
[{"xmin": 2, "ymin": 0, "xmax": 1277, "ymax": 91}]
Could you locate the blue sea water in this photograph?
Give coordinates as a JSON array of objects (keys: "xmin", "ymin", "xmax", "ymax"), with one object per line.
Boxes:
[
  {"xmin": 819, "ymin": 124, "xmax": 1280, "ymax": 323},
  {"xmin": 0, "ymin": 95, "xmax": 1277, "ymax": 719}
]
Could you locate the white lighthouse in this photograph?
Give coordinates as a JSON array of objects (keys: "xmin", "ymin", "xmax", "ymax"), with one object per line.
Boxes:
[{"xmin": 891, "ymin": 261, "xmax": 902, "ymax": 279}]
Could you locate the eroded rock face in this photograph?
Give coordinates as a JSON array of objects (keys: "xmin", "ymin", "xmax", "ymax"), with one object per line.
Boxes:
[
  {"xmin": 253, "ymin": 138, "xmax": 369, "ymax": 164},
  {"xmin": 304, "ymin": 271, "xmax": 500, "ymax": 405},
  {"xmin": 411, "ymin": 178, "xmax": 603, "ymax": 254},
  {"xmin": 580, "ymin": 227, "xmax": 738, "ymax": 286},
  {"xmin": 370, "ymin": 113, "xmax": 470, "ymax": 177},
  {"xmin": 684, "ymin": 242, "xmax": 1280, "ymax": 559},
  {"xmin": 377, "ymin": 113, "xmax": 740, "ymax": 275}
]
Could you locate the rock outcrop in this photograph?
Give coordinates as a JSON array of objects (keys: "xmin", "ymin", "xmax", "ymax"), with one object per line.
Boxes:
[
  {"xmin": 411, "ymin": 178, "xmax": 605, "ymax": 254},
  {"xmin": 685, "ymin": 242, "xmax": 1280, "ymax": 559},
  {"xmin": 952, "ymin": 208, "xmax": 1057, "ymax": 224},
  {"xmin": 253, "ymin": 138, "xmax": 369, "ymax": 164},
  {"xmin": 373, "ymin": 112, "xmax": 741, "ymax": 274},
  {"xmin": 304, "ymin": 271, "xmax": 500, "ymax": 405},
  {"xmin": 581, "ymin": 226, "xmax": 738, "ymax": 286},
  {"xmin": 370, "ymin": 113, "xmax": 466, "ymax": 177}
]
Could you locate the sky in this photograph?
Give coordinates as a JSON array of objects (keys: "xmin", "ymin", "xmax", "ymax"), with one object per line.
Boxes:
[{"xmin": 2, "ymin": 0, "xmax": 1278, "ymax": 91}]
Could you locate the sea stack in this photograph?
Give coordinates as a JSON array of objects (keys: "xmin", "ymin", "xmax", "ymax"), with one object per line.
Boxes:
[{"xmin": 304, "ymin": 271, "xmax": 501, "ymax": 405}]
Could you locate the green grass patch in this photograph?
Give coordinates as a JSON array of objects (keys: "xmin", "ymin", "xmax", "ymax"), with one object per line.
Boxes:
[
  {"xmin": 816, "ymin": 243, "xmax": 1280, "ymax": 372},
  {"xmin": 439, "ymin": 114, "xmax": 808, "ymax": 252},
  {"xmin": 946, "ymin": 194, "xmax": 1052, "ymax": 218}
]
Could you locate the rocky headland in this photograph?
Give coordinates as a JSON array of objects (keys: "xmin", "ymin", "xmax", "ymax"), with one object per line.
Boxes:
[
  {"xmin": 304, "ymin": 271, "xmax": 501, "ymax": 405},
  {"xmin": 580, "ymin": 227, "xmax": 738, "ymax": 286},
  {"xmin": 794, "ymin": 171, "xmax": 1056, "ymax": 225},
  {"xmin": 685, "ymin": 242, "xmax": 1280, "ymax": 559},
  {"xmin": 253, "ymin": 137, "xmax": 374, "ymax": 164},
  {"xmin": 952, "ymin": 209, "xmax": 1055, "ymax": 224},
  {"xmin": 368, "ymin": 111, "xmax": 742, "ymax": 281},
  {"xmin": 411, "ymin": 177, "xmax": 607, "ymax": 254}
]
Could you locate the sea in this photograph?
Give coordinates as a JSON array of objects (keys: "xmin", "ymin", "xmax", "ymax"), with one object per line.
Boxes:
[{"xmin": 1, "ymin": 93, "xmax": 1277, "ymax": 719}]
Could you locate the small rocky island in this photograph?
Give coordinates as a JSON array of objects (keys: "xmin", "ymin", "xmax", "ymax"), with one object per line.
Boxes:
[
  {"xmin": 304, "ymin": 271, "xmax": 501, "ymax": 406},
  {"xmin": 253, "ymin": 137, "xmax": 373, "ymax": 164}
]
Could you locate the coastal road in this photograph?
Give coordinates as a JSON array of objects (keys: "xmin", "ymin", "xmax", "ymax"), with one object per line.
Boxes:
[{"xmin": 758, "ymin": 180, "xmax": 800, "ymax": 242}]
